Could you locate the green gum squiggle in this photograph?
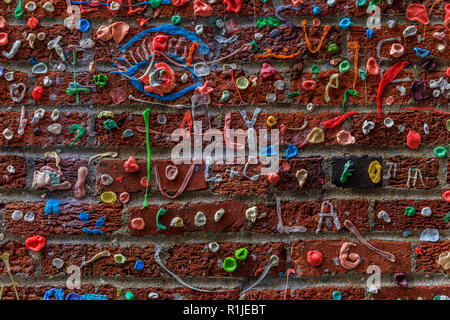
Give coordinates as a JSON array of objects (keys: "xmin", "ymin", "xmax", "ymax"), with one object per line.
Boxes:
[
  {"xmin": 142, "ymin": 108, "xmax": 151, "ymax": 209},
  {"xmin": 156, "ymin": 208, "xmax": 167, "ymax": 230}
]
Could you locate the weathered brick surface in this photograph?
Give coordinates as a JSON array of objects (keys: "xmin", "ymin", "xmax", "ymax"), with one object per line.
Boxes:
[
  {"xmin": 385, "ymin": 157, "xmax": 440, "ymax": 189},
  {"xmin": 0, "ymin": 242, "xmax": 35, "ymax": 276},
  {"xmin": 0, "ymin": 0, "xmax": 448, "ymax": 301},
  {"xmin": 0, "ymin": 156, "xmax": 26, "ymax": 189},
  {"xmin": 0, "ymin": 284, "xmax": 240, "ymax": 300},
  {"xmin": 291, "ymin": 240, "xmax": 411, "ymax": 276},
  {"xmin": 35, "ymin": 158, "xmax": 88, "ymax": 192},
  {"xmin": 245, "ymin": 287, "xmax": 365, "ymax": 300},
  {"xmin": 128, "ymin": 200, "xmax": 246, "ymax": 235},
  {"xmin": 370, "ymin": 285, "xmax": 450, "ymax": 300},
  {"xmin": 349, "ymin": 113, "xmax": 449, "ymax": 146},
  {"xmin": 41, "ymin": 244, "xmax": 160, "ymax": 277},
  {"xmin": 416, "ymin": 241, "xmax": 450, "ymax": 274},
  {"xmin": 5, "ymin": 202, "xmax": 122, "ymax": 236},
  {"xmin": 166, "ymin": 242, "xmax": 286, "ymax": 278},
  {"xmin": 0, "ymin": 284, "xmax": 117, "ymax": 300},
  {"xmin": 252, "ymin": 199, "xmax": 370, "ymax": 233},
  {"xmin": 0, "ymin": 111, "xmax": 88, "ymax": 146},
  {"xmin": 95, "ymin": 112, "xmax": 213, "ymax": 146},
  {"xmin": 374, "ymin": 200, "xmax": 450, "ymax": 230}
]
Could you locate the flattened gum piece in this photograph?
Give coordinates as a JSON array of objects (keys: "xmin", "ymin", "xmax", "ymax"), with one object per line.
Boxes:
[{"xmin": 74, "ymin": 167, "xmax": 88, "ymax": 199}]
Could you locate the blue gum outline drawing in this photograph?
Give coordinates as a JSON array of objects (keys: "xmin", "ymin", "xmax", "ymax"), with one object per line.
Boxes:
[{"xmin": 112, "ymin": 25, "xmax": 209, "ymax": 101}]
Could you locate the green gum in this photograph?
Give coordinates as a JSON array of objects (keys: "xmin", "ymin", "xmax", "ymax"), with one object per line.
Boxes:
[
  {"xmin": 142, "ymin": 108, "xmax": 151, "ymax": 209},
  {"xmin": 156, "ymin": 208, "xmax": 167, "ymax": 230}
]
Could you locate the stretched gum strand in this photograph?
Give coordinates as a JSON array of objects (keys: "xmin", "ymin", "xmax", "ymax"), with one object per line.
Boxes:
[
  {"xmin": 155, "ymin": 245, "xmax": 280, "ymax": 294},
  {"xmin": 142, "ymin": 108, "xmax": 151, "ymax": 208},
  {"xmin": 301, "ymin": 20, "xmax": 331, "ymax": 54},
  {"xmin": 283, "ymin": 268, "xmax": 296, "ymax": 300},
  {"xmin": 284, "ymin": 118, "xmax": 308, "ymax": 131},
  {"xmin": 376, "ymin": 61, "xmax": 410, "ymax": 119},
  {"xmin": 402, "ymin": 106, "xmax": 450, "ymax": 115},
  {"xmin": 254, "ymin": 49, "xmax": 301, "ymax": 59},
  {"xmin": 344, "ymin": 220, "xmax": 396, "ymax": 262},
  {"xmin": 0, "ymin": 253, "xmax": 20, "ymax": 300},
  {"xmin": 323, "ymin": 111, "xmax": 358, "ymax": 130},
  {"xmin": 206, "ymin": 43, "xmax": 251, "ymax": 65},
  {"xmin": 423, "ymin": 0, "xmax": 442, "ymax": 40},
  {"xmin": 153, "ymin": 246, "xmax": 228, "ymax": 293},
  {"xmin": 153, "ymin": 161, "xmax": 196, "ymax": 199},
  {"xmin": 276, "ymin": 196, "xmax": 307, "ymax": 233},
  {"xmin": 348, "ymin": 41, "xmax": 360, "ymax": 91},
  {"xmin": 80, "ymin": 250, "xmax": 111, "ymax": 268}
]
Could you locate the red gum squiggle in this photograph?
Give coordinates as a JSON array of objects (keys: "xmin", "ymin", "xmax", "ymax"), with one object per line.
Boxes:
[
  {"xmin": 402, "ymin": 106, "xmax": 450, "ymax": 115},
  {"xmin": 376, "ymin": 61, "xmax": 410, "ymax": 119},
  {"xmin": 323, "ymin": 111, "xmax": 358, "ymax": 130}
]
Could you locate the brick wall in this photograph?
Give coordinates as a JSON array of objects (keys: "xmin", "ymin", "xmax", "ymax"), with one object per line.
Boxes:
[{"xmin": 0, "ymin": 0, "xmax": 449, "ymax": 300}]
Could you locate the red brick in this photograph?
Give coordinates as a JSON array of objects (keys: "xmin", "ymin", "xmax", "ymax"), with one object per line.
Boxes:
[
  {"xmin": 5, "ymin": 202, "xmax": 122, "ymax": 236},
  {"xmin": 222, "ymin": 111, "xmax": 344, "ymax": 145},
  {"xmin": 349, "ymin": 24, "xmax": 449, "ymax": 60},
  {"xmin": 95, "ymin": 112, "xmax": 213, "ymax": 147},
  {"xmin": 120, "ymin": 287, "xmax": 240, "ymax": 300},
  {"xmin": 0, "ymin": 284, "xmax": 117, "ymax": 300},
  {"xmin": 0, "ymin": 242, "xmax": 35, "ymax": 276},
  {"xmin": 216, "ymin": 25, "xmax": 342, "ymax": 63},
  {"xmin": 371, "ymin": 285, "xmax": 450, "ymax": 300},
  {"xmin": 35, "ymin": 157, "xmax": 88, "ymax": 192},
  {"xmin": 416, "ymin": 241, "xmax": 450, "ymax": 274},
  {"xmin": 128, "ymin": 200, "xmax": 246, "ymax": 236},
  {"xmin": 167, "ymin": 242, "xmax": 286, "ymax": 277},
  {"xmin": 0, "ymin": 26, "xmax": 82, "ymax": 62},
  {"xmin": 350, "ymin": 113, "xmax": 449, "ymax": 146},
  {"xmin": 374, "ymin": 200, "xmax": 450, "ymax": 231},
  {"xmin": 97, "ymin": 159, "xmax": 207, "ymax": 194},
  {"xmin": 291, "ymin": 70, "xmax": 412, "ymax": 107},
  {"xmin": 384, "ymin": 157, "xmax": 440, "ymax": 189},
  {"xmin": 36, "ymin": 72, "xmax": 112, "ymax": 106},
  {"xmin": 206, "ymin": 69, "xmax": 285, "ymax": 106},
  {"xmin": 0, "ymin": 284, "xmax": 240, "ymax": 300},
  {"xmin": 448, "ymin": 160, "xmax": 450, "ymax": 184},
  {"xmin": 252, "ymin": 199, "xmax": 370, "ymax": 233},
  {"xmin": 155, "ymin": 1, "xmax": 274, "ymax": 17},
  {"xmin": 291, "ymin": 240, "xmax": 411, "ymax": 276},
  {"xmin": 41, "ymin": 243, "xmax": 160, "ymax": 277},
  {"xmin": 420, "ymin": 72, "xmax": 450, "ymax": 107},
  {"xmin": 0, "ymin": 111, "xmax": 88, "ymax": 146},
  {"xmin": 246, "ymin": 287, "xmax": 365, "ymax": 300},
  {"xmin": 0, "ymin": 72, "xmax": 28, "ymax": 104},
  {"xmin": 212, "ymin": 163, "xmax": 268, "ymax": 195},
  {"xmin": 0, "ymin": 155, "xmax": 26, "ymax": 189},
  {"xmin": 277, "ymin": 157, "xmax": 324, "ymax": 190},
  {"xmin": 281, "ymin": 0, "xmax": 437, "ymax": 17}
]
